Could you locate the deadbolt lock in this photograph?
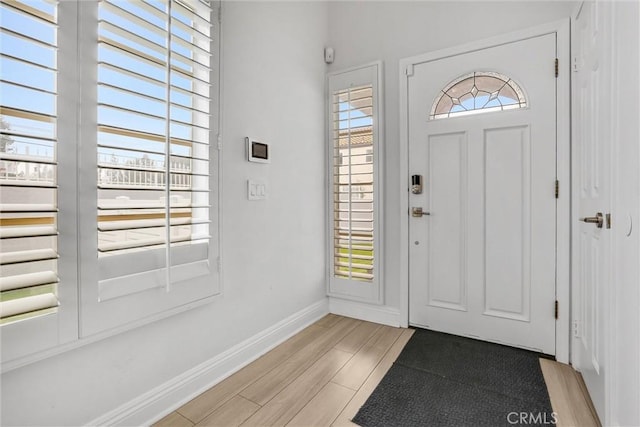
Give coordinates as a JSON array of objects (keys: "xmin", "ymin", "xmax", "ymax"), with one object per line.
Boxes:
[{"xmin": 411, "ymin": 175, "xmax": 423, "ymax": 194}]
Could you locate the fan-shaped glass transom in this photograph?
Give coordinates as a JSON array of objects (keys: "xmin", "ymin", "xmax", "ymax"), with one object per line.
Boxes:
[{"xmin": 430, "ymin": 71, "xmax": 527, "ymax": 120}]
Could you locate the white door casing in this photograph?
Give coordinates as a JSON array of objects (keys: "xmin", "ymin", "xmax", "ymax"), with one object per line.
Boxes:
[
  {"xmin": 571, "ymin": 1, "xmax": 612, "ymax": 421},
  {"xmin": 407, "ymin": 34, "xmax": 558, "ymax": 354}
]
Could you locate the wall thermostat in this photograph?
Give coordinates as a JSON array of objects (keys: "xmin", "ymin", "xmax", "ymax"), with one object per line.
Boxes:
[{"xmin": 246, "ymin": 137, "xmax": 270, "ymax": 163}]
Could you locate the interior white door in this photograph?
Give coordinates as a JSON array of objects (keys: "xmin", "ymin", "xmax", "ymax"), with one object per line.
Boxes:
[
  {"xmin": 571, "ymin": 1, "xmax": 612, "ymax": 420},
  {"xmin": 408, "ymin": 33, "xmax": 558, "ymax": 354}
]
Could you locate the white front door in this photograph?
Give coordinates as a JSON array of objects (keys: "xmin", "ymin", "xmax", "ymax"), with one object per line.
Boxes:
[
  {"xmin": 408, "ymin": 33, "xmax": 558, "ymax": 354},
  {"xmin": 571, "ymin": 1, "xmax": 612, "ymax": 419}
]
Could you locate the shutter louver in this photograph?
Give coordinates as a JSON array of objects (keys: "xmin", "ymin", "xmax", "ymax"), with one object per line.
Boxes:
[
  {"xmin": 332, "ymin": 85, "xmax": 374, "ymax": 282},
  {"xmin": 97, "ymin": 0, "xmax": 211, "ymax": 256},
  {"xmin": 0, "ymin": 0, "xmax": 59, "ymax": 323}
]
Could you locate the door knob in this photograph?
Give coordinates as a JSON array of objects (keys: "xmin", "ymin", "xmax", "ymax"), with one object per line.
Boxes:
[
  {"xmin": 412, "ymin": 207, "xmax": 430, "ymax": 217},
  {"xmin": 581, "ymin": 212, "xmax": 604, "ymax": 228}
]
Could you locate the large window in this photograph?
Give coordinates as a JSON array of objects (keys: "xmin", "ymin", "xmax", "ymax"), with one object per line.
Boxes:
[
  {"xmin": 327, "ymin": 63, "xmax": 383, "ymax": 303},
  {"xmin": 0, "ymin": 0, "xmax": 220, "ymax": 364},
  {"xmin": 81, "ymin": 0, "xmax": 220, "ymax": 335}
]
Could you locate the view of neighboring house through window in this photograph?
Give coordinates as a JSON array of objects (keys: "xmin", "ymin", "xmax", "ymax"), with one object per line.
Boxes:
[
  {"xmin": 328, "ymin": 63, "xmax": 382, "ymax": 303},
  {"xmin": 333, "ymin": 84, "xmax": 375, "ymax": 281},
  {"xmin": 0, "ymin": 0, "xmax": 60, "ymax": 324}
]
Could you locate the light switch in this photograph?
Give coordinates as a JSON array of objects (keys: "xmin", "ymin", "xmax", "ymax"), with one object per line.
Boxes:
[{"xmin": 247, "ymin": 179, "xmax": 267, "ymax": 200}]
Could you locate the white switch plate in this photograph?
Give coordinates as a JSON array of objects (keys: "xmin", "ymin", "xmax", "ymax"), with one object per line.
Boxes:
[{"xmin": 247, "ymin": 179, "xmax": 267, "ymax": 200}]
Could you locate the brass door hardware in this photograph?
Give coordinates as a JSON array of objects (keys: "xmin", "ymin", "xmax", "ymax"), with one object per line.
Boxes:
[
  {"xmin": 581, "ymin": 212, "xmax": 604, "ymax": 228},
  {"xmin": 412, "ymin": 207, "xmax": 430, "ymax": 217}
]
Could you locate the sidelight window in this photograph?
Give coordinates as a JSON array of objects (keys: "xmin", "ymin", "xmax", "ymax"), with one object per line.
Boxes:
[{"xmin": 327, "ymin": 63, "xmax": 383, "ymax": 303}]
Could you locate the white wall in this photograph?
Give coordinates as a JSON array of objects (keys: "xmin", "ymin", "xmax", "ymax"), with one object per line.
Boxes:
[
  {"xmin": 327, "ymin": 0, "xmax": 577, "ymax": 314},
  {"xmin": 610, "ymin": 1, "xmax": 640, "ymax": 424},
  {"xmin": 0, "ymin": 2, "xmax": 329, "ymax": 425}
]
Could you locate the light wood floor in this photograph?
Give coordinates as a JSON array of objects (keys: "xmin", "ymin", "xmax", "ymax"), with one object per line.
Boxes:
[{"xmin": 153, "ymin": 314, "xmax": 600, "ymax": 427}]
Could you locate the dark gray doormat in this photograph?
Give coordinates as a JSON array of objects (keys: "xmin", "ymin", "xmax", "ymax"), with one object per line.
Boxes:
[{"xmin": 352, "ymin": 328, "xmax": 554, "ymax": 427}]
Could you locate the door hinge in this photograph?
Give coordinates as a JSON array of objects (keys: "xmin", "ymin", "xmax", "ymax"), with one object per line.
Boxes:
[
  {"xmin": 573, "ymin": 320, "xmax": 581, "ymax": 338},
  {"xmin": 555, "ymin": 180, "xmax": 559, "ymax": 198},
  {"xmin": 218, "ymin": 5, "xmax": 222, "ymax": 24},
  {"xmin": 217, "ymin": 134, "xmax": 222, "ymax": 150},
  {"xmin": 555, "ymin": 300, "xmax": 559, "ymax": 319},
  {"xmin": 555, "ymin": 58, "xmax": 559, "ymax": 77},
  {"xmin": 405, "ymin": 64, "xmax": 414, "ymax": 77}
]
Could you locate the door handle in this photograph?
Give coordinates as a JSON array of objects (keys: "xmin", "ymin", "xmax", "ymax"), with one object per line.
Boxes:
[
  {"xmin": 581, "ymin": 212, "xmax": 604, "ymax": 228},
  {"xmin": 412, "ymin": 207, "xmax": 430, "ymax": 217}
]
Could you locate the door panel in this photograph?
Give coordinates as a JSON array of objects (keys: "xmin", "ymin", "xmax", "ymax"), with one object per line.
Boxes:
[
  {"xmin": 427, "ymin": 132, "xmax": 467, "ymax": 311},
  {"xmin": 484, "ymin": 125, "xmax": 531, "ymax": 321},
  {"xmin": 409, "ymin": 33, "xmax": 557, "ymax": 354},
  {"xmin": 572, "ymin": 0, "xmax": 611, "ymax": 418}
]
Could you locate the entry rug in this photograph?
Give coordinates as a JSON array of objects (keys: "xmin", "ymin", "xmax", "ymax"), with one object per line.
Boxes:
[{"xmin": 352, "ymin": 328, "xmax": 555, "ymax": 427}]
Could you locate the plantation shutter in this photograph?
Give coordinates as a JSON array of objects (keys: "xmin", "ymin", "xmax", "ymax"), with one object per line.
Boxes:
[
  {"xmin": 327, "ymin": 63, "xmax": 383, "ymax": 303},
  {"xmin": 332, "ymin": 85, "xmax": 375, "ymax": 282},
  {"xmin": 0, "ymin": 0, "xmax": 59, "ymax": 322},
  {"xmin": 96, "ymin": 0, "xmax": 213, "ymax": 295},
  {"xmin": 80, "ymin": 0, "xmax": 219, "ymax": 335}
]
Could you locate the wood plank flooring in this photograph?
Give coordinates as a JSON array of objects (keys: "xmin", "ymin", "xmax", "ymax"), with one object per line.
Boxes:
[
  {"xmin": 540, "ymin": 358, "xmax": 602, "ymax": 427},
  {"xmin": 154, "ymin": 314, "xmax": 599, "ymax": 427}
]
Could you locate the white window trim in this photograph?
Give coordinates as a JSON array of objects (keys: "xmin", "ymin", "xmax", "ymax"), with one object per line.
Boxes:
[
  {"xmin": 1, "ymin": 0, "xmax": 223, "ymax": 371},
  {"xmin": 326, "ymin": 61, "xmax": 384, "ymax": 304}
]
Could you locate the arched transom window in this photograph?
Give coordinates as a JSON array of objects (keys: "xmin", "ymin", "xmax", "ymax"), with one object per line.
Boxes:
[{"xmin": 430, "ymin": 71, "xmax": 527, "ymax": 120}]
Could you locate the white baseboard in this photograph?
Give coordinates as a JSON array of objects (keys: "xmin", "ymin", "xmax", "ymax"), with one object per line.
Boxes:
[
  {"xmin": 329, "ymin": 297, "xmax": 400, "ymax": 327},
  {"xmin": 86, "ymin": 299, "xmax": 329, "ymax": 427}
]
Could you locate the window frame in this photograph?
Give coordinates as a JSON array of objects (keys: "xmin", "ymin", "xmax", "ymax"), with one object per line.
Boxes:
[
  {"xmin": 77, "ymin": 0, "xmax": 222, "ymax": 337},
  {"xmin": 1, "ymin": 0, "xmax": 222, "ymax": 368},
  {"xmin": 326, "ymin": 62, "xmax": 384, "ymax": 304}
]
